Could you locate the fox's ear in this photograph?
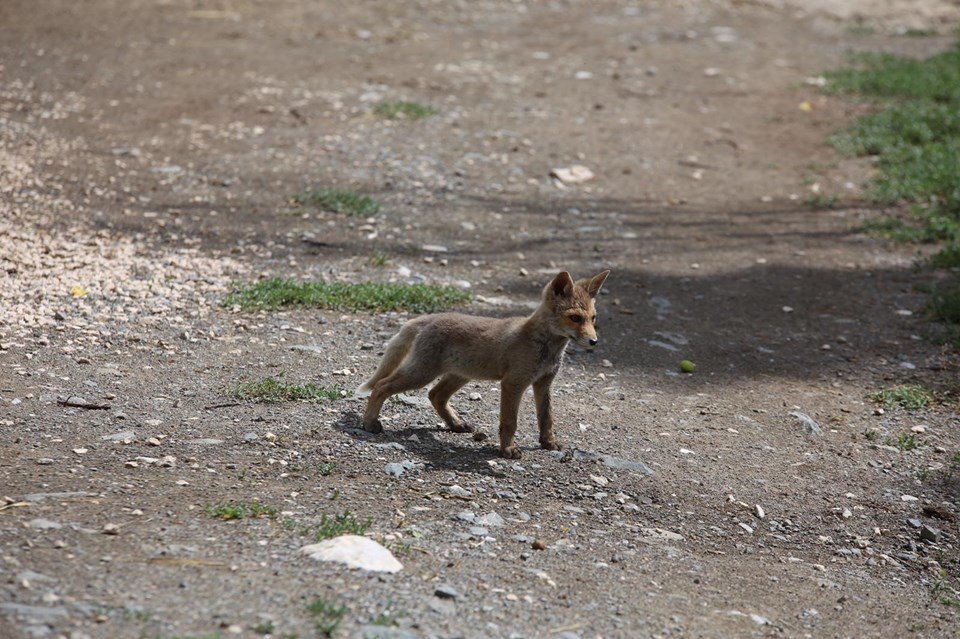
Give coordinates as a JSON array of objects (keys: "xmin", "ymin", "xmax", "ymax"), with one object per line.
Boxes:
[
  {"xmin": 549, "ymin": 271, "xmax": 574, "ymax": 298},
  {"xmin": 579, "ymin": 270, "xmax": 610, "ymax": 298}
]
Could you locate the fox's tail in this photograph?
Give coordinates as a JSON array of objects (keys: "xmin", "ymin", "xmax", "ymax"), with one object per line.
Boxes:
[{"xmin": 354, "ymin": 322, "xmax": 419, "ymax": 397}]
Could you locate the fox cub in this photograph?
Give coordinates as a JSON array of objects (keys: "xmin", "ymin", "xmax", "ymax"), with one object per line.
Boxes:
[{"xmin": 358, "ymin": 270, "xmax": 610, "ymax": 458}]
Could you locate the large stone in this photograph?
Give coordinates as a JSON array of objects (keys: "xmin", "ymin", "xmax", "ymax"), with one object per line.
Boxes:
[{"xmin": 301, "ymin": 535, "xmax": 403, "ymax": 573}]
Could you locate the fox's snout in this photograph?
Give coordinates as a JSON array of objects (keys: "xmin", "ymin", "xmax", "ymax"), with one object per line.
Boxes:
[{"xmin": 588, "ymin": 337, "xmax": 598, "ymax": 347}]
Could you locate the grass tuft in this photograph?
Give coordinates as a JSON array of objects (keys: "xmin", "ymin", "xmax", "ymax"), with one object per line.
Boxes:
[
  {"xmin": 230, "ymin": 376, "xmax": 344, "ymax": 403},
  {"xmin": 293, "ymin": 188, "xmax": 381, "ymax": 217},
  {"xmin": 883, "ymin": 433, "xmax": 919, "ymax": 451},
  {"xmin": 373, "ymin": 101, "xmax": 437, "ymax": 120},
  {"xmin": 871, "ymin": 384, "xmax": 935, "ymax": 409},
  {"xmin": 306, "ymin": 598, "xmax": 347, "ymax": 638},
  {"xmin": 315, "ymin": 511, "xmax": 371, "ymax": 540},
  {"xmin": 205, "ymin": 501, "xmax": 277, "ymax": 520},
  {"xmin": 224, "ymin": 278, "xmax": 471, "ymax": 313},
  {"xmin": 318, "ymin": 462, "xmax": 337, "ymax": 477},
  {"xmin": 929, "ymin": 279, "xmax": 960, "ymax": 324}
]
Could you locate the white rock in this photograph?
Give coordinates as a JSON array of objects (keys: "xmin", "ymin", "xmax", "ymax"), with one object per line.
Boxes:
[
  {"xmin": 550, "ymin": 165, "xmax": 594, "ymax": 185},
  {"xmin": 590, "ymin": 474, "xmax": 609, "ymax": 487},
  {"xmin": 300, "ymin": 535, "xmax": 402, "ymax": 573},
  {"xmin": 476, "ymin": 512, "xmax": 506, "ymax": 527}
]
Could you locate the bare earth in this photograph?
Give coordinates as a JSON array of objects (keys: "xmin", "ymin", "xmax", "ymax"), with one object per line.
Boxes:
[{"xmin": 2, "ymin": 1, "xmax": 960, "ymax": 638}]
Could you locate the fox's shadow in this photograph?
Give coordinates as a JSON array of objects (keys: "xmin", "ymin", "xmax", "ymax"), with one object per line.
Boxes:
[{"xmin": 335, "ymin": 410, "xmax": 509, "ymax": 477}]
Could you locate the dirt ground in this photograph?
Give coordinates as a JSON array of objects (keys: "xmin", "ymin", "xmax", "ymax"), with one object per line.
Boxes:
[{"xmin": 2, "ymin": 1, "xmax": 960, "ymax": 638}]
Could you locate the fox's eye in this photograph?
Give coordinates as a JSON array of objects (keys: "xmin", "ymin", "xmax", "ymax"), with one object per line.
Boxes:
[{"xmin": 570, "ymin": 314, "xmax": 583, "ymax": 324}]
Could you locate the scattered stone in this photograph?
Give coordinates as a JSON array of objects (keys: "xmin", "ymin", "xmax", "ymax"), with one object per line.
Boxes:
[
  {"xmin": 564, "ymin": 449, "xmax": 655, "ymax": 475},
  {"xmin": 920, "ymin": 524, "xmax": 941, "ymax": 543},
  {"xmin": 639, "ymin": 527, "xmax": 684, "ymax": 543},
  {"xmin": 476, "ymin": 512, "xmax": 505, "ymax": 527},
  {"xmin": 101, "ymin": 431, "xmax": 136, "ymax": 442},
  {"xmin": 384, "ymin": 463, "xmax": 405, "ymax": 478},
  {"xmin": 375, "ymin": 442, "xmax": 406, "ymax": 451},
  {"xmin": 907, "ymin": 518, "xmax": 922, "ymax": 529},
  {"xmin": 0, "ymin": 603, "xmax": 69, "ymax": 625},
  {"xmin": 242, "ymin": 432, "xmax": 259, "ymax": 442},
  {"xmin": 102, "ymin": 523, "xmax": 121, "ymax": 535},
  {"xmin": 442, "ymin": 485, "xmax": 473, "ymax": 499},
  {"xmin": 469, "ymin": 526, "xmax": 490, "ymax": 537},
  {"xmin": 739, "ymin": 522, "xmax": 754, "ymax": 534},
  {"xmin": 468, "ymin": 392, "xmax": 482, "ymax": 401},
  {"xmin": 550, "ymin": 165, "xmax": 594, "ymax": 186},
  {"xmin": 300, "ymin": 535, "xmax": 403, "ymax": 573},
  {"xmin": 754, "ymin": 505, "xmax": 765, "ymax": 519},
  {"xmin": 27, "ymin": 518, "xmax": 63, "ymax": 530},
  {"xmin": 750, "ymin": 613, "xmax": 772, "ymax": 626},
  {"xmin": 36, "ymin": 458, "xmax": 55, "ymax": 465},
  {"xmin": 352, "ymin": 626, "xmax": 418, "ymax": 639},
  {"xmin": 434, "ymin": 584, "xmax": 460, "ymax": 600},
  {"xmin": 23, "ymin": 491, "xmax": 99, "ymax": 503},
  {"xmin": 788, "ymin": 411, "xmax": 822, "ymax": 436}
]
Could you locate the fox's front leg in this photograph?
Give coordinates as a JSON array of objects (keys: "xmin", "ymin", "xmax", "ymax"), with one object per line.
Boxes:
[
  {"xmin": 533, "ymin": 374, "xmax": 562, "ymax": 451},
  {"xmin": 498, "ymin": 380, "xmax": 525, "ymax": 459}
]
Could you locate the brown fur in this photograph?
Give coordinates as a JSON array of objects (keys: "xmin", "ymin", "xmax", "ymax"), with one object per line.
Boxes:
[{"xmin": 357, "ymin": 270, "xmax": 610, "ymax": 458}]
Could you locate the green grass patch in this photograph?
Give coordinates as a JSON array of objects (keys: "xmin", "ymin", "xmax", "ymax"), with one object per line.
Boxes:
[
  {"xmin": 883, "ymin": 433, "xmax": 919, "ymax": 451},
  {"xmin": 369, "ymin": 250, "xmax": 390, "ymax": 267},
  {"xmin": 252, "ymin": 620, "xmax": 275, "ymax": 635},
  {"xmin": 370, "ymin": 612, "xmax": 399, "ymax": 627},
  {"xmin": 804, "ymin": 193, "xmax": 839, "ymax": 209},
  {"xmin": 318, "ymin": 462, "xmax": 337, "ymax": 476},
  {"xmin": 373, "ymin": 101, "xmax": 437, "ymax": 120},
  {"xmin": 871, "ymin": 384, "xmax": 935, "ymax": 409},
  {"xmin": 929, "ymin": 279, "xmax": 960, "ymax": 323},
  {"xmin": 306, "ymin": 598, "xmax": 347, "ymax": 638},
  {"xmin": 824, "ymin": 38, "xmax": 960, "ymax": 271},
  {"xmin": 315, "ymin": 511, "xmax": 371, "ymax": 540},
  {"xmin": 205, "ymin": 501, "xmax": 278, "ymax": 520},
  {"xmin": 293, "ymin": 188, "xmax": 381, "ymax": 217},
  {"xmin": 229, "ymin": 376, "xmax": 344, "ymax": 403},
  {"xmin": 823, "ymin": 45, "xmax": 960, "ymax": 102},
  {"xmin": 224, "ymin": 278, "xmax": 470, "ymax": 313}
]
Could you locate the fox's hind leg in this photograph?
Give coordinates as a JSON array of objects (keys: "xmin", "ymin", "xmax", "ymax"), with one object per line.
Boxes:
[
  {"xmin": 362, "ymin": 363, "xmax": 438, "ymax": 434},
  {"xmin": 428, "ymin": 374, "xmax": 472, "ymax": 433}
]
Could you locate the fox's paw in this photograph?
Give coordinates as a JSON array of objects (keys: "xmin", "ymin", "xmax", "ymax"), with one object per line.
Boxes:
[
  {"xmin": 540, "ymin": 439, "xmax": 563, "ymax": 452},
  {"xmin": 500, "ymin": 445, "xmax": 523, "ymax": 460},
  {"xmin": 449, "ymin": 422, "xmax": 474, "ymax": 434},
  {"xmin": 362, "ymin": 419, "xmax": 384, "ymax": 434}
]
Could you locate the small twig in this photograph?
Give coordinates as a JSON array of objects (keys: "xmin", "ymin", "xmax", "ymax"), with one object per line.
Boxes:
[
  {"xmin": 57, "ymin": 398, "xmax": 110, "ymax": 410},
  {"xmin": 203, "ymin": 402, "xmax": 242, "ymax": 410},
  {"xmin": 0, "ymin": 501, "xmax": 30, "ymax": 512}
]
